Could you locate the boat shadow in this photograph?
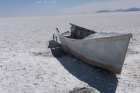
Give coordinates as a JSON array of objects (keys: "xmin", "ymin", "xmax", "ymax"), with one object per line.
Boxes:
[{"xmin": 48, "ymin": 40, "xmax": 118, "ymax": 93}]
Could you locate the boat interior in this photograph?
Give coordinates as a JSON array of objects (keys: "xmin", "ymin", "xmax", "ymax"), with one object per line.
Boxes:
[{"xmin": 62, "ymin": 23, "xmax": 96, "ymax": 39}]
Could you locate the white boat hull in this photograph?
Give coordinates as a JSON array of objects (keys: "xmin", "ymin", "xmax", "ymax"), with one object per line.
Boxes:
[{"xmin": 59, "ymin": 34, "xmax": 132, "ymax": 74}]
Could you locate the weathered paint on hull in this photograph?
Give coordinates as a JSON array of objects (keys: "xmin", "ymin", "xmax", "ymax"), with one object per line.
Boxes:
[{"xmin": 59, "ymin": 34, "xmax": 132, "ymax": 74}]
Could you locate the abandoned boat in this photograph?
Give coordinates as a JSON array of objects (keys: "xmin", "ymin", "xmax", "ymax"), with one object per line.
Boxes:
[{"xmin": 56, "ymin": 23, "xmax": 132, "ymax": 74}]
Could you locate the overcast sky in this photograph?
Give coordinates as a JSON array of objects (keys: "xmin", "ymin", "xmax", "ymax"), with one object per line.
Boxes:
[{"xmin": 0, "ymin": 0, "xmax": 140, "ymax": 16}]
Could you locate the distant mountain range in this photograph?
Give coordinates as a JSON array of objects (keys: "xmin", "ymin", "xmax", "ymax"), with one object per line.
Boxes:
[{"xmin": 97, "ymin": 7, "xmax": 140, "ymax": 13}]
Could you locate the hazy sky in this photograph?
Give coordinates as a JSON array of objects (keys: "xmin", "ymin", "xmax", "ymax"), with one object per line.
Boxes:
[{"xmin": 0, "ymin": 0, "xmax": 140, "ymax": 16}]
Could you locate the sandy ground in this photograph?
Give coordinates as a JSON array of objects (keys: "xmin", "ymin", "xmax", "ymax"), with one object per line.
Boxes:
[{"xmin": 0, "ymin": 12, "xmax": 140, "ymax": 93}]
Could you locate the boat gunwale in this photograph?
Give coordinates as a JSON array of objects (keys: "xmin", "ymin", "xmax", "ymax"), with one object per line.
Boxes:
[{"xmin": 59, "ymin": 33, "xmax": 132, "ymax": 41}]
